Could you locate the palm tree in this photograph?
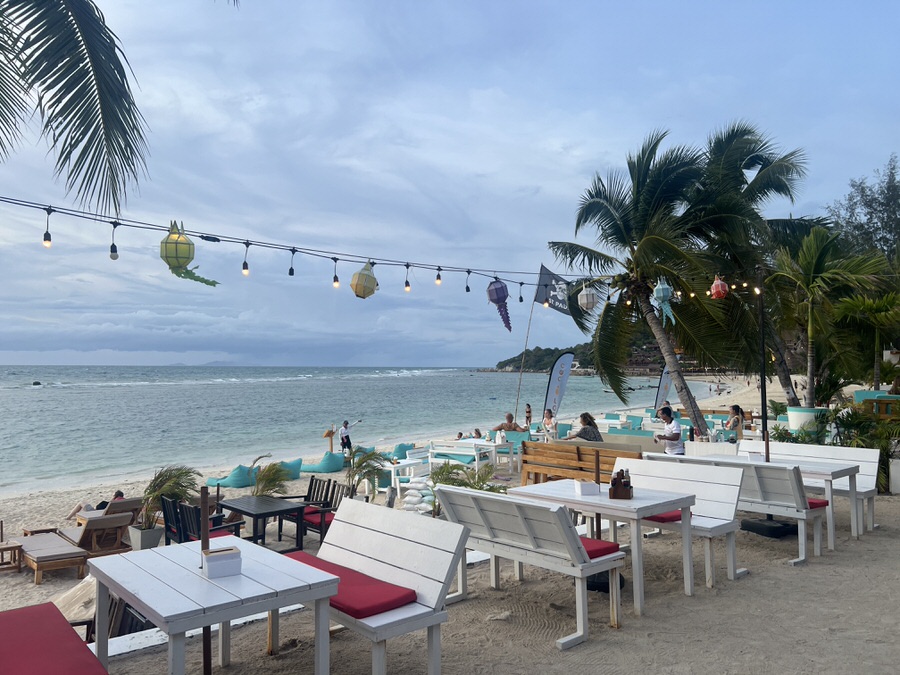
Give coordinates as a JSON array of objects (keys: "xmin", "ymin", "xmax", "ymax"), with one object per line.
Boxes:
[
  {"xmin": 834, "ymin": 293, "xmax": 900, "ymax": 390},
  {"xmin": 770, "ymin": 227, "xmax": 888, "ymax": 407}
]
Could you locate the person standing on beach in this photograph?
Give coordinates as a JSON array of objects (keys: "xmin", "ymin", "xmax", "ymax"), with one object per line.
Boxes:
[
  {"xmin": 339, "ymin": 419, "xmax": 362, "ymax": 454},
  {"xmin": 524, "ymin": 404, "xmax": 532, "ymax": 427},
  {"xmin": 653, "ymin": 406, "xmax": 684, "ymax": 455}
]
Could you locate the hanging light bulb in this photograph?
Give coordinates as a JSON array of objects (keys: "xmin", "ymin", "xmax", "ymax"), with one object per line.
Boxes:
[
  {"xmin": 689, "ymin": 291, "xmax": 696, "ymax": 298},
  {"xmin": 42, "ymin": 207, "xmax": 53, "ymax": 248},
  {"xmin": 518, "ymin": 282, "xmax": 524, "ymax": 303},
  {"xmin": 742, "ymin": 281, "xmax": 748, "ymax": 288},
  {"xmin": 109, "ymin": 221, "xmax": 119, "ymax": 260},
  {"xmin": 404, "ymin": 263, "xmax": 411, "ymax": 292},
  {"xmin": 465, "ymin": 270, "xmax": 471, "ymax": 293},
  {"xmin": 288, "ymin": 248, "xmax": 296, "ymax": 276},
  {"xmin": 242, "ymin": 241, "xmax": 251, "ymax": 276},
  {"xmin": 542, "ymin": 284, "xmax": 550, "ymax": 308},
  {"xmin": 435, "ymin": 266, "xmax": 442, "ymax": 285},
  {"xmin": 332, "ymin": 257, "xmax": 340, "ymax": 288}
]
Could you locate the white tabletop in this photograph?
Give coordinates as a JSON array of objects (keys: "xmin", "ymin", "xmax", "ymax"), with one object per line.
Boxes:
[
  {"xmin": 706, "ymin": 454, "xmax": 859, "ymax": 480},
  {"xmin": 510, "ymin": 479, "xmax": 695, "ymax": 519}
]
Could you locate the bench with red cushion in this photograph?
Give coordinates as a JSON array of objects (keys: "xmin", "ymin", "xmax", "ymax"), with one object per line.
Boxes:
[
  {"xmin": 286, "ymin": 551, "xmax": 417, "ymax": 619},
  {"xmin": 0, "ymin": 602, "xmax": 107, "ymax": 674},
  {"xmin": 808, "ymin": 498, "xmax": 828, "ymax": 509},
  {"xmin": 578, "ymin": 536, "xmax": 620, "ymax": 559}
]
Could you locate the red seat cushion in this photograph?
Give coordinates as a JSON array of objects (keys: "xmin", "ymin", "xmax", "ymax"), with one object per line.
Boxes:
[
  {"xmin": 579, "ymin": 536, "xmax": 620, "ymax": 559},
  {"xmin": 303, "ymin": 512, "xmax": 334, "ymax": 529},
  {"xmin": 286, "ymin": 551, "xmax": 417, "ymax": 619},
  {"xmin": 0, "ymin": 603, "xmax": 107, "ymax": 674},
  {"xmin": 808, "ymin": 498, "xmax": 829, "ymax": 509},
  {"xmin": 645, "ymin": 509, "xmax": 683, "ymax": 523}
]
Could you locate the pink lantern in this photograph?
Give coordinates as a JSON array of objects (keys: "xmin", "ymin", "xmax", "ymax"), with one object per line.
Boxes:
[
  {"xmin": 487, "ymin": 279, "xmax": 512, "ymax": 331},
  {"xmin": 710, "ymin": 275, "xmax": 728, "ymax": 300}
]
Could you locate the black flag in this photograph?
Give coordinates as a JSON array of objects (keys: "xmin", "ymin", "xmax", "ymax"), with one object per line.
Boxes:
[{"xmin": 534, "ymin": 264, "xmax": 571, "ymax": 315}]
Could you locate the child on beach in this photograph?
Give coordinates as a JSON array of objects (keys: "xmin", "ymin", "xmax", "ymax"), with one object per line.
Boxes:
[{"xmin": 66, "ymin": 490, "xmax": 124, "ymax": 520}]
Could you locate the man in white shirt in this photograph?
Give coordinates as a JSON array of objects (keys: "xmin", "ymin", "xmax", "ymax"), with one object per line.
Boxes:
[
  {"xmin": 654, "ymin": 406, "xmax": 684, "ymax": 455},
  {"xmin": 339, "ymin": 419, "xmax": 362, "ymax": 454}
]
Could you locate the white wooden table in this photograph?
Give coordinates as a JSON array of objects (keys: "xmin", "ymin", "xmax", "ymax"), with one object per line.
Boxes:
[
  {"xmin": 442, "ymin": 439, "xmax": 514, "ymax": 469},
  {"xmin": 509, "ymin": 479, "xmax": 695, "ymax": 616},
  {"xmin": 89, "ymin": 536, "xmax": 338, "ymax": 675},
  {"xmin": 707, "ymin": 453, "xmax": 860, "ymax": 549},
  {"xmin": 385, "ymin": 457, "xmax": 426, "ymax": 491}
]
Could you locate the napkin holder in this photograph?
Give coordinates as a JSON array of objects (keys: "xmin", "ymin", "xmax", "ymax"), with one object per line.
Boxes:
[
  {"xmin": 202, "ymin": 546, "xmax": 242, "ymax": 578},
  {"xmin": 608, "ymin": 470, "xmax": 633, "ymax": 500},
  {"xmin": 574, "ymin": 480, "xmax": 600, "ymax": 497}
]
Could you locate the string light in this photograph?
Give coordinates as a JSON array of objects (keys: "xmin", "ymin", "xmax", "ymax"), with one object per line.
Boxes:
[
  {"xmin": 42, "ymin": 207, "xmax": 53, "ymax": 248},
  {"xmin": 435, "ymin": 266, "xmax": 442, "ymax": 285},
  {"xmin": 332, "ymin": 257, "xmax": 340, "ymax": 288},
  {"xmin": 518, "ymin": 282, "xmax": 524, "ymax": 302},
  {"xmin": 542, "ymin": 284, "xmax": 549, "ymax": 308},
  {"xmin": 242, "ymin": 241, "xmax": 250, "ymax": 276},
  {"xmin": 109, "ymin": 221, "xmax": 119, "ymax": 260},
  {"xmin": 288, "ymin": 247, "xmax": 296, "ymax": 276},
  {"xmin": 404, "ymin": 263, "xmax": 411, "ymax": 292},
  {"xmin": 465, "ymin": 270, "xmax": 471, "ymax": 293}
]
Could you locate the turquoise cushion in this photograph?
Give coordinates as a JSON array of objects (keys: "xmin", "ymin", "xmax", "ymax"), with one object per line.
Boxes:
[
  {"xmin": 206, "ymin": 464, "xmax": 259, "ymax": 488},
  {"xmin": 434, "ymin": 453, "xmax": 476, "ymax": 465},
  {"xmin": 392, "ymin": 443, "xmax": 414, "ymax": 460},
  {"xmin": 278, "ymin": 457, "xmax": 304, "ymax": 480},
  {"xmin": 299, "ymin": 452, "xmax": 346, "ymax": 474}
]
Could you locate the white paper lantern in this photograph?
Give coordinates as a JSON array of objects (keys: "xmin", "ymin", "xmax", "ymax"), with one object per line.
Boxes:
[{"xmin": 578, "ymin": 285, "xmax": 600, "ymax": 311}]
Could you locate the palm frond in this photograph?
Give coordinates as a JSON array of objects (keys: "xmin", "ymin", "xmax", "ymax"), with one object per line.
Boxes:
[
  {"xmin": 547, "ymin": 241, "xmax": 618, "ymax": 276},
  {"xmin": 592, "ymin": 298, "xmax": 636, "ymax": 403}
]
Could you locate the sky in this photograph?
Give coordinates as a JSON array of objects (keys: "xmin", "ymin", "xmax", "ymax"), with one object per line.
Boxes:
[{"xmin": 1, "ymin": 0, "xmax": 898, "ymax": 367}]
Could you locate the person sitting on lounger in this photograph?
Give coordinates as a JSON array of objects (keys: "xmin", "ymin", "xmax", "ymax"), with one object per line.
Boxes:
[
  {"xmin": 565, "ymin": 412, "xmax": 603, "ymax": 442},
  {"xmin": 66, "ymin": 490, "xmax": 124, "ymax": 520},
  {"xmin": 493, "ymin": 413, "xmax": 526, "ymax": 433}
]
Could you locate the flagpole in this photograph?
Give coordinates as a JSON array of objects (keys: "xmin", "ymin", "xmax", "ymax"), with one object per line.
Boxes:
[{"xmin": 514, "ymin": 299, "xmax": 538, "ymax": 421}]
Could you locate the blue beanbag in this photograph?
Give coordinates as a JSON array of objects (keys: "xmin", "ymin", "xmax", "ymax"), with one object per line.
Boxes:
[
  {"xmin": 391, "ymin": 443, "xmax": 414, "ymax": 460},
  {"xmin": 299, "ymin": 452, "xmax": 346, "ymax": 474},
  {"xmin": 206, "ymin": 464, "xmax": 260, "ymax": 488},
  {"xmin": 278, "ymin": 457, "xmax": 304, "ymax": 480}
]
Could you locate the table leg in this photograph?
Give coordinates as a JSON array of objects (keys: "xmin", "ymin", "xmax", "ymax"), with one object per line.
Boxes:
[
  {"xmin": 219, "ymin": 621, "xmax": 231, "ymax": 665},
  {"xmin": 609, "ymin": 518, "xmax": 619, "ymax": 544},
  {"xmin": 168, "ymin": 633, "xmax": 186, "ymax": 675},
  {"xmin": 267, "ymin": 609, "xmax": 279, "ymax": 655},
  {"xmin": 314, "ymin": 596, "xmax": 330, "ymax": 675},
  {"xmin": 630, "ymin": 519, "xmax": 644, "ymax": 616},
  {"xmin": 680, "ymin": 507, "xmax": 693, "ymax": 597},
  {"xmin": 295, "ymin": 507, "xmax": 304, "ymax": 550},
  {"xmin": 95, "ymin": 581, "xmax": 110, "ymax": 668},
  {"xmin": 254, "ymin": 516, "xmax": 265, "ymax": 546},
  {"xmin": 848, "ymin": 474, "xmax": 859, "ymax": 539},
  {"xmin": 824, "ymin": 480, "xmax": 836, "ymax": 550}
]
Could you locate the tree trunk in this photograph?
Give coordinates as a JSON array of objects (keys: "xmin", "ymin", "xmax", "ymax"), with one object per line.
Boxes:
[
  {"xmin": 805, "ymin": 301, "xmax": 816, "ymax": 408},
  {"xmin": 873, "ymin": 328, "xmax": 882, "ymax": 390},
  {"xmin": 637, "ymin": 294, "xmax": 710, "ymax": 436},
  {"xmin": 771, "ymin": 332, "xmax": 801, "ymax": 407}
]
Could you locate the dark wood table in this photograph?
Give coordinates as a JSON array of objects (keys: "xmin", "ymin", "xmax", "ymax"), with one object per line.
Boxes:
[{"xmin": 219, "ymin": 495, "xmax": 307, "ymax": 550}]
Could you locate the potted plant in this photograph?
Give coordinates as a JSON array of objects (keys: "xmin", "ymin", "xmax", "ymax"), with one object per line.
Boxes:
[
  {"xmin": 130, "ymin": 464, "xmax": 201, "ymax": 550},
  {"xmin": 251, "ymin": 455, "xmax": 289, "ymax": 497},
  {"xmin": 346, "ymin": 446, "xmax": 387, "ymax": 499}
]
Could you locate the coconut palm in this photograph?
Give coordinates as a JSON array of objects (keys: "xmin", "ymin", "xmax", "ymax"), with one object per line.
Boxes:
[
  {"xmin": 770, "ymin": 227, "xmax": 889, "ymax": 408},
  {"xmin": 834, "ymin": 293, "xmax": 900, "ymax": 390}
]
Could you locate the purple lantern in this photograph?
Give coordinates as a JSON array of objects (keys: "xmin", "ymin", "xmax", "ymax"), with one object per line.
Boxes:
[{"xmin": 487, "ymin": 278, "xmax": 512, "ymax": 331}]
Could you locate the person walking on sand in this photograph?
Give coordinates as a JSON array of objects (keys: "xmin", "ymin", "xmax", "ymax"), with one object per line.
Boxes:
[
  {"xmin": 339, "ymin": 419, "xmax": 362, "ymax": 454},
  {"xmin": 653, "ymin": 406, "xmax": 684, "ymax": 455}
]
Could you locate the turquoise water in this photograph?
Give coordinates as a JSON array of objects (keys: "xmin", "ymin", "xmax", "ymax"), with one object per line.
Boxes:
[{"xmin": 0, "ymin": 366, "xmax": 690, "ymax": 497}]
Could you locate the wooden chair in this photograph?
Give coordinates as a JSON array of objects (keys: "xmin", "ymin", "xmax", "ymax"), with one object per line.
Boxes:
[
  {"xmin": 76, "ymin": 497, "xmax": 144, "ymax": 526},
  {"xmin": 160, "ymin": 495, "xmax": 185, "ymax": 545},
  {"xmin": 50, "ymin": 513, "xmax": 133, "ymax": 557},
  {"xmin": 303, "ymin": 481, "xmax": 358, "ymax": 543},
  {"xmin": 276, "ymin": 475, "xmax": 333, "ymax": 541},
  {"xmin": 176, "ymin": 502, "xmax": 243, "ymax": 542}
]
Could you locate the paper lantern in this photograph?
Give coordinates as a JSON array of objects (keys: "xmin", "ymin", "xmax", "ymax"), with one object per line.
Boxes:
[
  {"xmin": 350, "ymin": 262, "xmax": 379, "ymax": 299},
  {"xmin": 653, "ymin": 278, "xmax": 676, "ymax": 326},
  {"xmin": 710, "ymin": 275, "xmax": 728, "ymax": 300},
  {"xmin": 160, "ymin": 221, "xmax": 194, "ymax": 270},
  {"xmin": 487, "ymin": 279, "xmax": 512, "ymax": 331},
  {"xmin": 577, "ymin": 285, "xmax": 600, "ymax": 312}
]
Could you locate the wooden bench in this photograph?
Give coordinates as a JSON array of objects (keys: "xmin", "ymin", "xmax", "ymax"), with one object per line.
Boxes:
[
  {"xmin": 434, "ymin": 484, "xmax": 625, "ymax": 650},
  {"xmin": 0, "ymin": 602, "xmax": 107, "ymax": 674},
  {"xmin": 520, "ymin": 441, "xmax": 642, "ymax": 486},
  {"xmin": 646, "ymin": 454, "xmax": 827, "ymax": 565},
  {"xmin": 286, "ymin": 498, "xmax": 468, "ymax": 675},
  {"xmin": 613, "ymin": 458, "xmax": 748, "ymax": 588},
  {"xmin": 741, "ymin": 439, "xmax": 879, "ymax": 532}
]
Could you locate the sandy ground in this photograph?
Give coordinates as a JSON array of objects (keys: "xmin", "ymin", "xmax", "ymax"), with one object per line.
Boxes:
[{"xmin": 2, "ymin": 376, "xmax": 892, "ymax": 674}]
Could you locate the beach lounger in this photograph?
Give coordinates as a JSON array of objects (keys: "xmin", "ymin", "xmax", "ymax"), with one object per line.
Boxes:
[
  {"xmin": 22, "ymin": 512, "xmax": 132, "ymax": 565},
  {"xmin": 76, "ymin": 496, "xmax": 143, "ymax": 526},
  {"xmin": 14, "ymin": 533, "xmax": 88, "ymax": 584}
]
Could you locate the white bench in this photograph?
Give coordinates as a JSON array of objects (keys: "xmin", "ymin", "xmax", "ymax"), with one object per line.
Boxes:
[
  {"xmin": 286, "ymin": 498, "xmax": 468, "ymax": 675},
  {"xmin": 434, "ymin": 484, "xmax": 625, "ymax": 650},
  {"xmin": 613, "ymin": 458, "xmax": 748, "ymax": 588},
  {"xmin": 428, "ymin": 441, "xmax": 493, "ymax": 473},
  {"xmin": 741, "ymin": 439, "xmax": 878, "ymax": 532},
  {"xmin": 646, "ymin": 454, "xmax": 827, "ymax": 566}
]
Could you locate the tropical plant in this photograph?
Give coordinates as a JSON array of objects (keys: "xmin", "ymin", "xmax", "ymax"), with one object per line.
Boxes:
[
  {"xmin": 429, "ymin": 462, "xmax": 506, "ymax": 493},
  {"xmin": 140, "ymin": 464, "xmax": 200, "ymax": 529},
  {"xmin": 769, "ymin": 227, "xmax": 888, "ymax": 408},
  {"xmin": 346, "ymin": 446, "xmax": 387, "ymax": 496},
  {"xmin": 834, "ymin": 293, "xmax": 900, "ymax": 390},
  {"xmin": 251, "ymin": 462, "xmax": 289, "ymax": 497},
  {"xmin": 768, "ymin": 399, "xmax": 788, "ymax": 418},
  {"xmin": 769, "ymin": 424, "xmax": 795, "ymax": 443}
]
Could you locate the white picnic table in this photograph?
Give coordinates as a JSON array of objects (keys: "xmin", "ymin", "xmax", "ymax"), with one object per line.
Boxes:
[
  {"xmin": 509, "ymin": 479, "xmax": 695, "ymax": 616},
  {"xmin": 443, "ymin": 439, "xmax": 514, "ymax": 469},
  {"xmin": 89, "ymin": 535, "xmax": 338, "ymax": 675}
]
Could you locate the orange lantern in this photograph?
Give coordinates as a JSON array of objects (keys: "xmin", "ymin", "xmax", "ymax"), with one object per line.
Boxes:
[{"xmin": 710, "ymin": 275, "xmax": 728, "ymax": 300}]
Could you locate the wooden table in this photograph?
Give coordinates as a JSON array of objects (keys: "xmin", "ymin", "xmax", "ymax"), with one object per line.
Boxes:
[
  {"xmin": 706, "ymin": 454, "xmax": 860, "ymax": 549},
  {"xmin": 0, "ymin": 541, "xmax": 21, "ymax": 572},
  {"xmin": 219, "ymin": 495, "xmax": 307, "ymax": 549},
  {"xmin": 509, "ymin": 479, "xmax": 695, "ymax": 616},
  {"xmin": 89, "ymin": 535, "xmax": 338, "ymax": 675}
]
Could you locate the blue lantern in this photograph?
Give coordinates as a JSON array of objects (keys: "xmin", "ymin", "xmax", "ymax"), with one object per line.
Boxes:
[{"xmin": 653, "ymin": 278, "xmax": 676, "ymax": 326}]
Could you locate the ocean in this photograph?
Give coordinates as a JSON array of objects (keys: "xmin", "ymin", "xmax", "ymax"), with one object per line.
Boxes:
[{"xmin": 0, "ymin": 366, "xmax": 704, "ymax": 497}]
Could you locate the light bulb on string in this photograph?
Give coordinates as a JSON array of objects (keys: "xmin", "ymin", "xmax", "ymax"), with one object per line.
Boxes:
[
  {"xmin": 542, "ymin": 284, "xmax": 549, "ymax": 308},
  {"xmin": 288, "ymin": 248, "xmax": 296, "ymax": 276},
  {"xmin": 242, "ymin": 241, "xmax": 251, "ymax": 276},
  {"xmin": 332, "ymin": 257, "xmax": 340, "ymax": 288},
  {"xmin": 42, "ymin": 207, "xmax": 53, "ymax": 248},
  {"xmin": 109, "ymin": 221, "xmax": 119, "ymax": 260},
  {"xmin": 435, "ymin": 267, "xmax": 442, "ymax": 285},
  {"xmin": 518, "ymin": 282, "xmax": 524, "ymax": 303},
  {"xmin": 742, "ymin": 281, "xmax": 748, "ymax": 288},
  {"xmin": 465, "ymin": 270, "xmax": 471, "ymax": 293},
  {"xmin": 404, "ymin": 263, "xmax": 411, "ymax": 292}
]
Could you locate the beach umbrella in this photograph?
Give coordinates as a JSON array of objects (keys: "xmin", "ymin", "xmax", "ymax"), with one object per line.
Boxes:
[
  {"xmin": 487, "ymin": 278, "xmax": 512, "ymax": 331},
  {"xmin": 710, "ymin": 275, "xmax": 728, "ymax": 300},
  {"xmin": 350, "ymin": 262, "xmax": 379, "ymax": 299}
]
